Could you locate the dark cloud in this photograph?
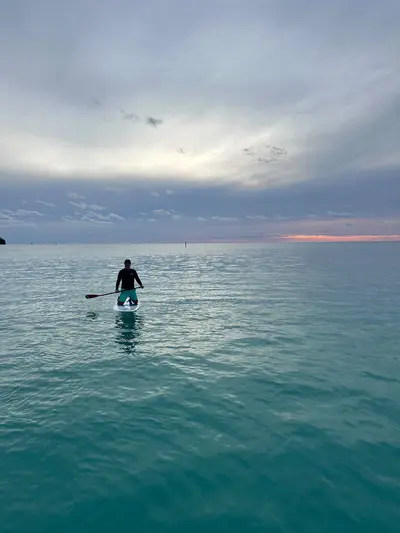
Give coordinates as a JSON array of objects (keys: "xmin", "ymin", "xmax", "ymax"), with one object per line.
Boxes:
[
  {"xmin": 146, "ymin": 117, "xmax": 163, "ymax": 127},
  {"xmin": 1, "ymin": 166, "xmax": 400, "ymax": 242}
]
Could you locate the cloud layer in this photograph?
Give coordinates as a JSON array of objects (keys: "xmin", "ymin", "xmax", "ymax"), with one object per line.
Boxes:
[{"xmin": 1, "ymin": 169, "xmax": 399, "ymax": 243}]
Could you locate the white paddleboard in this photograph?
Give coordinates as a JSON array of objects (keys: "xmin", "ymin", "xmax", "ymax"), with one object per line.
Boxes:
[{"xmin": 113, "ymin": 300, "xmax": 140, "ymax": 312}]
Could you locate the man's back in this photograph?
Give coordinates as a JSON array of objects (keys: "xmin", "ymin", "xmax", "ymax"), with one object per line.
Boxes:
[{"xmin": 118, "ymin": 267, "xmax": 139, "ymax": 290}]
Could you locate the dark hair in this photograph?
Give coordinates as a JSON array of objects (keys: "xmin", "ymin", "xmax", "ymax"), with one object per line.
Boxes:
[{"xmin": 124, "ymin": 259, "xmax": 131, "ymax": 264}]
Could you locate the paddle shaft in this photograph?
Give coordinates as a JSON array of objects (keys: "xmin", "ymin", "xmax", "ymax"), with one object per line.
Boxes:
[{"xmin": 85, "ymin": 287, "xmax": 143, "ymax": 299}]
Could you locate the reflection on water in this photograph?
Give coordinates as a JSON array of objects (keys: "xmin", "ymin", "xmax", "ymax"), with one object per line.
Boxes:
[
  {"xmin": 85, "ymin": 311, "xmax": 99, "ymax": 320},
  {"xmin": 114, "ymin": 312, "xmax": 144, "ymax": 356}
]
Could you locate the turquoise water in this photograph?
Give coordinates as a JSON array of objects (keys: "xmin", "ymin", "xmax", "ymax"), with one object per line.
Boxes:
[{"xmin": 1, "ymin": 242, "xmax": 400, "ymax": 532}]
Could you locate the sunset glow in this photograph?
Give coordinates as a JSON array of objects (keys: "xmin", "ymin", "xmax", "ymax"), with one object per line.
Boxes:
[{"xmin": 281, "ymin": 235, "xmax": 400, "ymax": 242}]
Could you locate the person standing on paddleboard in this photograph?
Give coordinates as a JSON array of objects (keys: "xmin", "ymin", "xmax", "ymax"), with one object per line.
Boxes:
[{"xmin": 115, "ymin": 259, "xmax": 144, "ymax": 306}]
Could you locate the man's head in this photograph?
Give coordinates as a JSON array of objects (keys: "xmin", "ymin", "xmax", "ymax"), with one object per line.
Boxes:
[{"xmin": 124, "ymin": 259, "xmax": 131, "ymax": 269}]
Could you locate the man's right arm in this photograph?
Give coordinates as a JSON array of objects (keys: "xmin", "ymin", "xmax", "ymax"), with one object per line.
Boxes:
[{"xmin": 115, "ymin": 271, "xmax": 122, "ymax": 291}]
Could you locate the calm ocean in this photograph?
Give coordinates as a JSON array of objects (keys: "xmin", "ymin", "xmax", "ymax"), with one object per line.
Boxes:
[{"xmin": 1, "ymin": 243, "xmax": 399, "ymax": 532}]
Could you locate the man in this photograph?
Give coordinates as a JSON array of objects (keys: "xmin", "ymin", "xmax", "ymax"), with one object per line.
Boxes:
[{"xmin": 115, "ymin": 259, "xmax": 144, "ymax": 306}]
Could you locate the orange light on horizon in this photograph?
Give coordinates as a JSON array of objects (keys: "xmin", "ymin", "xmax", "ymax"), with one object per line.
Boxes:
[{"xmin": 281, "ymin": 234, "xmax": 400, "ymax": 242}]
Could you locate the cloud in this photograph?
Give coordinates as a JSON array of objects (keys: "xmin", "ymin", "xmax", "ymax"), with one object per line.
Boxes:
[
  {"xmin": 152, "ymin": 209, "xmax": 174, "ymax": 216},
  {"xmin": 246, "ymin": 215, "xmax": 269, "ymax": 220},
  {"xmin": 37, "ymin": 200, "xmax": 56, "ymax": 207},
  {"xmin": 0, "ymin": 208, "xmax": 44, "ymax": 228},
  {"xmin": 107, "ymin": 213, "xmax": 125, "ymax": 221},
  {"xmin": 0, "ymin": 209, "xmax": 14, "ymax": 216},
  {"xmin": 0, "ymin": 218, "xmax": 36, "ymax": 228},
  {"xmin": 68, "ymin": 210, "xmax": 125, "ymax": 225},
  {"xmin": 60, "ymin": 216, "xmax": 120, "ymax": 228},
  {"xmin": 1, "ymin": 166, "xmax": 400, "ymax": 242},
  {"xmin": 67, "ymin": 192, "xmax": 86, "ymax": 201},
  {"xmin": 211, "ymin": 216, "xmax": 239, "ymax": 222},
  {"xmin": 15, "ymin": 209, "xmax": 44, "ymax": 217},
  {"xmin": 68, "ymin": 201, "xmax": 107, "ymax": 211},
  {"xmin": 146, "ymin": 117, "xmax": 163, "ymax": 127},
  {"xmin": 328, "ymin": 211, "xmax": 356, "ymax": 218},
  {"xmin": 0, "ymin": 0, "xmax": 398, "ymax": 189},
  {"xmin": 80, "ymin": 214, "xmax": 113, "ymax": 225},
  {"xmin": 61, "ymin": 216, "xmax": 81, "ymax": 224}
]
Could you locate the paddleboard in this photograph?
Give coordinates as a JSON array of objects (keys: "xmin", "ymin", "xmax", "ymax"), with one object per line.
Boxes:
[{"xmin": 113, "ymin": 300, "xmax": 140, "ymax": 312}]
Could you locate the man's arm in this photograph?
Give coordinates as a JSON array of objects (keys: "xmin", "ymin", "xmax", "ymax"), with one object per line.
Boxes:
[
  {"xmin": 134, "ymin": 270, "xmax": 144, "ymax": 288},
  {"xmin": 115, "ymin": 270, "xmax": 122, "ymax": 291}
]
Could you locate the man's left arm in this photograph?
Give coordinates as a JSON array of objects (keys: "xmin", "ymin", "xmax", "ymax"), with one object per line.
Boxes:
[{"xmin": 134, "ymin": 271, "xmax": 144, "ymax": 288}]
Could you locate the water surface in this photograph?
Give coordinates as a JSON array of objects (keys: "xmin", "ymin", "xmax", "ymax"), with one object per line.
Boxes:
[{"xmin": 1, "ymin": 243, "xmax": 399, "ymax": 532}]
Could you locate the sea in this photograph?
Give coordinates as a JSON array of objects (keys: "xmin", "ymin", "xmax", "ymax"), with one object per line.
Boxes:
[{"xmin": 0, "ymin": 242, "xmax": 399, "ymax": 533}]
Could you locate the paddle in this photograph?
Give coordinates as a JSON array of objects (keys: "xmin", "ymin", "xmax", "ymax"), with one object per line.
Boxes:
[{"xmin": 85, "ymin": 287, "xmax": 143, "ymax": 299}]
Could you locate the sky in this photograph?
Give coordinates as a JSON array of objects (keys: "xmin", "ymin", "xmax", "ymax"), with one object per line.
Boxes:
[{"xmin": 0, "ymin": 0, "xmax": 399, "ymax": 243}]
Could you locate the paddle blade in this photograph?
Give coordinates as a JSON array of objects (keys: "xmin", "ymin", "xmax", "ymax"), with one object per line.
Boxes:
[{"xmin": 85, "ymin": 294, "xmax": 99, "ymax": 299}]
